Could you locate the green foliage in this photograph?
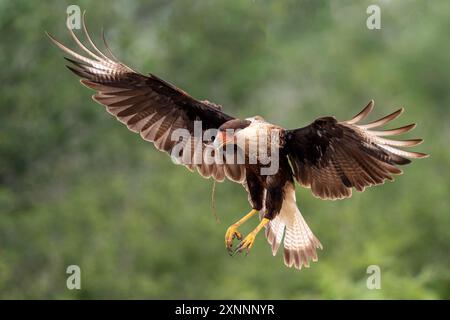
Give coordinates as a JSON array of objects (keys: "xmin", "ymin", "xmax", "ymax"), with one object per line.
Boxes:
[{"xmin": 0, "ymin": 0, "xmax": 448, "ymax": 299}]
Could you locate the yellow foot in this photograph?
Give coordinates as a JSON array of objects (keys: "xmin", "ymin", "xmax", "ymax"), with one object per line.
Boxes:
[
  {"xmin": 233, "ymin": 218, "xmax": 270, "ymax": 256},
  {"xmin": 234, "ymin": 233, "xmax": 256, "ymax": 255},
  {"xmin": 224, "ymin": 209, "xmax": 258, "ymax": 255},
  {"xmin": 225, "ymin": 225, "xmax": 243, "ymax": 254}
]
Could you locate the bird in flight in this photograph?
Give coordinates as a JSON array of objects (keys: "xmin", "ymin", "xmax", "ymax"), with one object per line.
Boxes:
[{"xmin": 48, "ymin": 17, "xmax": 428, "ymax": 270}]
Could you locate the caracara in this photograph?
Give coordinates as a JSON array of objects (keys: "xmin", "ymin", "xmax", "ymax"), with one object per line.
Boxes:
[{"xmin": 48, "ymin": 16, "xmax": 428, "ymax": 270}]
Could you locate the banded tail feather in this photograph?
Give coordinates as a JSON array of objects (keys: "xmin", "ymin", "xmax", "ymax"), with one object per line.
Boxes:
[{"xmin": 264, "ymin": 183, "xmax": 322, "ymax": 269}]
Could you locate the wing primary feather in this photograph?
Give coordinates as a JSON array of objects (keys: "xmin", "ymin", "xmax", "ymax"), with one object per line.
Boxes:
[
  {"xmin": 67, "ymin": 20, "xmax": 103, "ymax": 63},
  {"xmin": 378, "ymin": 145, "xmax": 429, "ymax": 159},
  {"xmin": 373, "ymin": 137, "xmax": 423, "ymax": 147},
  {"xmin": 47, "ymin": 32, "xmax": 106, "ymax": 70},
  {"xmin": 66, "ymin": 65, "xmax": 90, "ymax": 78},
  {"xmin": 82, "ymin": 11, "xmax": 117, "ymax": 64},
  {"xmin": 346, "ymin": 100, "xmax": 374, "ymax": 124},
  {"xmin": 368, "ymin": 123, "xmax": 416, "ymax": 136},
  {"xmin": 359, "ymin": 108, "xmax": 404, "ymax": 129},
  {"xmin": 101, "ymin": 27, "xmax": 120, "ymax": 63}
]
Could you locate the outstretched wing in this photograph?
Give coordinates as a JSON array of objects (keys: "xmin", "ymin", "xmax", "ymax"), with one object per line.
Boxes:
[
  {"xmin": 285, "ymin": 100, "xmax": 428, "ymax": 200},
  {"xmin": 47, "ymin": 17, "xmax": 245, "ymax": 183}
]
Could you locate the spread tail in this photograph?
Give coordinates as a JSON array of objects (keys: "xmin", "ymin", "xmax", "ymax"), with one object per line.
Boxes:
[{"xmin": 264, "ymin": 184, "xmax": 323, "ymax": 270}]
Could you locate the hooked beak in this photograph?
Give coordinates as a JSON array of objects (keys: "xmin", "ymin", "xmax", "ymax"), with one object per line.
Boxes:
[{"xmin": 213, "ymin": 131, "xmax": 233, "ymax": 149}]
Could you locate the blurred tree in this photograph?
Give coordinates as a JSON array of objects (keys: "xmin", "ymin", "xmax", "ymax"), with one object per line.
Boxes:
[{"xmin": 0, "ymin": 0, "xmax": 448, "ymax": 299}]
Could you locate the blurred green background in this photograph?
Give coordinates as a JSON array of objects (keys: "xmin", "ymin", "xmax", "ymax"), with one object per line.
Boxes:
[{"xmin": 1, "ymin": 0, "xmax": 449, "ymax": 299}]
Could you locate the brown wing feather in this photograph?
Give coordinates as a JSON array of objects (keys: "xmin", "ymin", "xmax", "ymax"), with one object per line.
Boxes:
[
  {"xmin": 48, "ymin": 17, "xmax": 245, "ymax": 183},
  {"xmin": 285, "ymin": 100, "xmax": 429, "ymax": 200}
]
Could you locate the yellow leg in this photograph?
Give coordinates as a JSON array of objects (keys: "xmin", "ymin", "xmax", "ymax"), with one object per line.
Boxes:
[
  {"xmin": 225, "ymin": 209, "xmax": 258, "ymax": 253},
  {"xmin": 235, "ymin": 218, "xmax": 270, "ymax": 255}
]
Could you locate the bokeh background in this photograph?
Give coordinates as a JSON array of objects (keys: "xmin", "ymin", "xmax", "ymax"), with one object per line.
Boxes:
[{"xmin": 1, "ymin": 0, "xmax": 449, "ymax": 299}]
